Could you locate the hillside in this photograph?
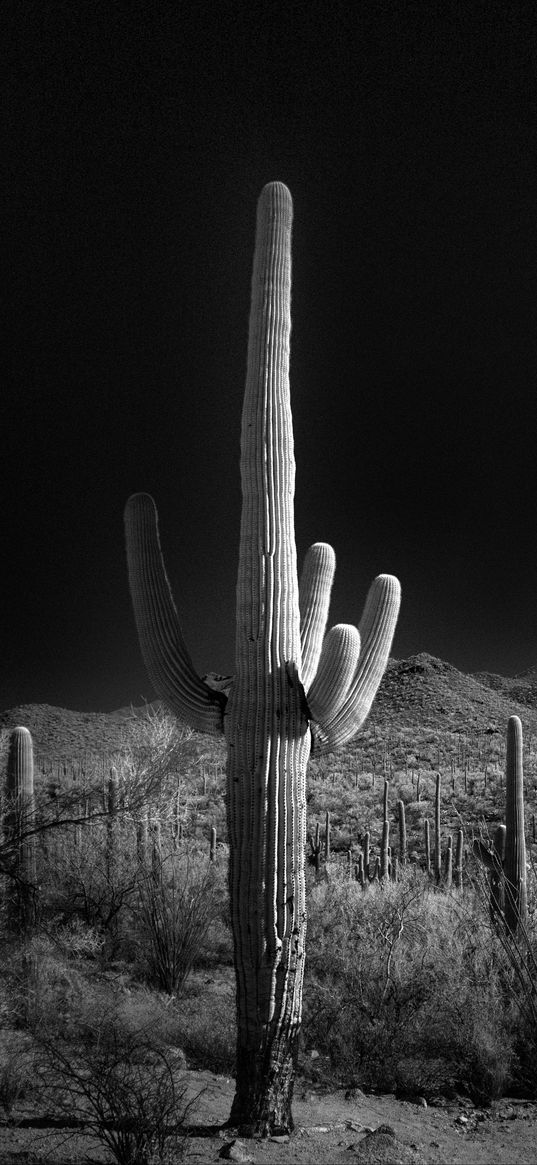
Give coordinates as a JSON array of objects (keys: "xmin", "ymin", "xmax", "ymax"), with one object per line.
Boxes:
[{"xmin": 2, "ymin": 653, "xmax": 537, "ymax": 768}]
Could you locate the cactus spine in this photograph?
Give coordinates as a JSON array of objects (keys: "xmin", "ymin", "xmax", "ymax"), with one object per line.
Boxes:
[
  {"xmin": 5, "ymin": 727, "xmax": 37, "ymax": 930},
  {"xmin": 124, "ymin": 182, "xmax": 400, "ymax": 1134}
]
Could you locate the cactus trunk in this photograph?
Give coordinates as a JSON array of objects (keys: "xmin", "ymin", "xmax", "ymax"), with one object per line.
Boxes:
[{"xmin": 226, "ymin": 183, "xmax": 309, "ymax": 1133}]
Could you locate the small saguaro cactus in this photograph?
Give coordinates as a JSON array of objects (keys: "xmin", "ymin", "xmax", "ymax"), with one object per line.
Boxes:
[
  {"xmin": 380, "ymin": 779, "xmax": 390, "ymax": 881},
  {"xmin": 504, "ymin": 715, "xmax": 528, "ymax": 932},
  {"xmin": 5, "ymin": 726, "xmax": 37, "ymax": 931},
  {"xmin": 454, "ymin": 827, "xmax": 464, "ymax": 891},
  {"xmin": 397, "ymin": 798, "xmax": 407, "ymax": 866},
  {"xmin": 434, "ymin": 772, "xmax": 442, "ymax": 884},
  {"xmin": 124, "ymin": 182, "xmax": 401, "ymax": 1135},
  {"xmin": 473, "ymin": 716, "xmax": 527, "ymax": 934},
  {"xmin": 424, "ymin": 818, "xmax": 431, "ymax": 876},
  {"xmin": 444, "ymin": 834, "xmax": 453, "ymax": 889}
]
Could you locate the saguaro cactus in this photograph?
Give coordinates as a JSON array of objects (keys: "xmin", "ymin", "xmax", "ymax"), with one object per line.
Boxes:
[
  {"xmin": 5, "ymin": 726, "xmax": 37, "ymax": 930},
  {"xmin": 124, "ymin": 182, "xmax": 401, "ymax": 1134},
  {"xmin": 397, "ymin": 798, "xmax": 407, "ymax": 866},
  {"xmin": 473, "ymin": 716, "xmax": 527, "ymax": 934},
  {"xmin": 504, "ymin": 715, "xmax": 527, "ymax": 932}
]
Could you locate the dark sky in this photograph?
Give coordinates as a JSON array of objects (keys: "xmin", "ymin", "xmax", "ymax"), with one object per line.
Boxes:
[{"xmin": 2, "ymin": 1, "xmax": 537, "ymax": 712}]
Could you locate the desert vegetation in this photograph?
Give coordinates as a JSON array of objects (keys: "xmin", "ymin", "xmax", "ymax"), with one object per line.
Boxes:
[{"xmin": 0, "ymin": 690, "xmax": 537, "ymax": 1160}]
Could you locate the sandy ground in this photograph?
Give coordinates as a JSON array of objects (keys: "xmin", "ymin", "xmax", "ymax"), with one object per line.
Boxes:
[{"xmin": 1, "ymin": 1068, "xmax": 536, "ymax": 1164}]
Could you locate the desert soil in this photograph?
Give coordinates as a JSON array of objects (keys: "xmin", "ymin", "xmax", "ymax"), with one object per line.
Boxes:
[{"xmin": 1, "ymin": 1068, "xmax": 536, "ymax": 1165}]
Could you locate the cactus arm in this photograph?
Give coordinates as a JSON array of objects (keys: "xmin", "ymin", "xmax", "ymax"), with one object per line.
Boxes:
[
  {"xmin": 310, "ymin": 573, "xmax": 401, "ymax": 751},
  {"xmin": 124, "ymin": 492, "xmax": 225, "ymax": 735},
  {"xmin": 307, "ymin": 623, "xmax": 360, "ymax": 726},
  {"xmin": 299, "ymin": 542, "xmax": 336, "ymax": 689}
]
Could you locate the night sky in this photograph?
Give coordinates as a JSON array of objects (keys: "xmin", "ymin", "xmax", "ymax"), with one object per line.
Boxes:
[{"xmin": 3, "ymin": 1, "xmax": 537, "ymax": 712}]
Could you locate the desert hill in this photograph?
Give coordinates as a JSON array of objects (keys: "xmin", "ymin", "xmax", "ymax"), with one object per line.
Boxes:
[
  {"xmin": 367, "ymin": 652, "xmax": 537, "ymax": 734},
  {"xmin": 2, "ymin": 653, "xmax": 537, "ymax": 772}
]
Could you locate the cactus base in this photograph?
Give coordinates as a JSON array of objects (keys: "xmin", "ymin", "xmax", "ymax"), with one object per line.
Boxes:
[{"xmin": 229, "ymin": 1034, "xmax": 299, "ymax": 1136}]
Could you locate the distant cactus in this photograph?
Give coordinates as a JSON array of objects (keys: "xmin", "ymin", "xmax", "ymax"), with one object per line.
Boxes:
[
  {"xmin": 424, "ymin": 819, "xmax": 431, "ymax": 877},
  {"xmin": 380, "ymin": 779, "xmax": 390, "ymax": 880},
  {"xmin": 504, "ymin": 716, "xmax": 527, "ymax": 932},
  {"xmin": 397, "ymin": 799, "xmax": 407, "ymax": 866},
  {"xmin": 454, "ymin": 828, "xmax": 464, "ymax": 891},
  {"xmin": 473, "ymin": 716, "xmax": 527, "ymax": 934},
  {"xmin": 209, "ymin": 825, "xmax": 217, "ymax": 863},
  {"xmin": 434, "ymin": 772, "xmax": 442, "ymax": 884},
  {"xmin": 444, "ymin": 835, "xmax": 453, "ymax": 889},
  {"xmin": 363, "ymin": 830, "xmax": 370, "ymax": 881},
  {"xmin": 5, "ymin": 727, "xmax": 37, "ymax": 930}
]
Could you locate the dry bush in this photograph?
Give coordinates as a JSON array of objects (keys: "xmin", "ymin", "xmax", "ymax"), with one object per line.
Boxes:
[
  {"xmin": 171, "ymin": 975, "xmax": 236, "ymax": 1075},
  {"xmin": 35, "ymin": 1011, "xmax": 198, "ymax": 1165},
  {"xmin": 130, "ymin": 842, "xmax": 227, "ymax": 994},
  {"xmin": 303, "ymin": 866, "xmax": 515, "ymax": 1101}
]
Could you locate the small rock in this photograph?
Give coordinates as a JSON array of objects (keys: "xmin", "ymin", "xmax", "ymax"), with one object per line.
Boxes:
[
  {"xmin": 455, "ymin": 1114, "xmax": 469, "ymax": 1126},
  {"xmin": 373, "ymin": 1124, "xmax": 396, "ymax": 1138},
  {"xmin": 344, "ymin": 1085, "xmax": 367, "ymax": 1101},
  {"xmin": 219, "ymin": 1139, "xmax": 254, "ymax": 1162},
  {"xmin": 416, "ymin": 1096, "xmax": 427, "ymax": 1108},
  {"xmin": 269, "ymin": 1134, "xmax": 289, "ymax": 1143},
  {"xmin": 310, "ymin": 1049, "xmax": 320, "ymax": 1060}
]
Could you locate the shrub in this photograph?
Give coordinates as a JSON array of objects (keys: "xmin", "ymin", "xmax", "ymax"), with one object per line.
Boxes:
[
  {"xmin": 36, "ymin": 1011, "xmax": 198, "ymax": 1165},
  {"xmin": 172, "ymin": 975, "xmax": 236, "ymax": 1075},
  {"xmin": 130, "ymin": 843, "xmax": 226, "ymax": 994},
  {"xmin": 303, "ymin": 866, "xmax": 515, "ymax": 1101}
]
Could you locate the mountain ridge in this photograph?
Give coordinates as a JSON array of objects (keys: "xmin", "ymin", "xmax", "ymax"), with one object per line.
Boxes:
[{"xmin": 2, "ymin": 653, "xmax": 537, "ymax": 764}]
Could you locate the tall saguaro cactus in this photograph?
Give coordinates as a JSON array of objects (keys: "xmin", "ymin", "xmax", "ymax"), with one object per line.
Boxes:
[{"xmin": 124, "ymin": 182, "xmax": 401, "ymax": 1134}]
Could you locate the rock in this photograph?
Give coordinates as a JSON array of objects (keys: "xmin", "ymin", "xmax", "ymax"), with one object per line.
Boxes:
[
  {"xmin": 416, "ymin": 1096, "xmax": 427, "ymax": 1108},
  {"xmin": 372, "ymin": 1124, "xmax": 396, "ymax": 1138},
  {"xmin": 269, "ymin": 1133, "xmax": 289, "ymax": 1143},
  {"xmin": 219, "ymin": 1139, "xmax": 254, "ymax": 1162},
  {"xmin": 310, "ymin": 1049, "xmax": 320, "ymax": 1060},
  {"xmin": 455, "ymin": 1114, "xmax": 469, "ymax": 1126}
]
